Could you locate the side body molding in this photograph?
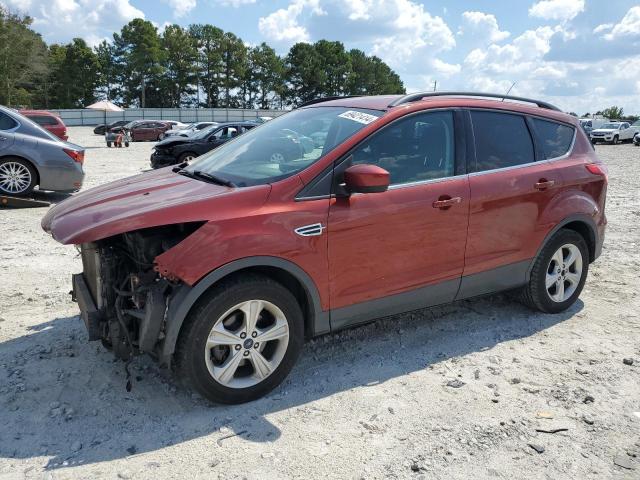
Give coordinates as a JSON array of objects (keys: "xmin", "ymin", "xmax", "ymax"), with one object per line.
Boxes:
[{"xmin": 159, "ymin": 256, "xmax": 328, "ymax": 366}]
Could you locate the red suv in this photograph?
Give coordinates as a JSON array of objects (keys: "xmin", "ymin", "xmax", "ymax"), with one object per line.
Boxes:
[
  {"xmin": 42, "ymin": 92, "xmax": 607, "ymax": 404},
  {"xmin": 19, "ymin": 109, "xmax": 68, "ymax": 141}
]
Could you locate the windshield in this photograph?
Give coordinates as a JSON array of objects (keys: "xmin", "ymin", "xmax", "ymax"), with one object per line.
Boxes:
[
  {"xmin": 185, "ymin": 107, "xmax": 383, "ymax": 187},
  {"xmin": 601, "ymin": 123, "xmax": 620, "ymax": 129}
]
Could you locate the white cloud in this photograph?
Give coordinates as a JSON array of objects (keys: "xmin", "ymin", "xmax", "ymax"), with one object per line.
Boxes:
[
  {"xmin": 529, "ymin": 0, "xmax": 584, "ymax": 22},
  {"xmin": 459, "ymin": 11, "xmax": 510, "ymax": 43},
  {"xmin": 213, "ymin": 0, "xmax": 256, "ymax": 6},
  {"xmin": 3, "ymin": 0, "xmax": 144, "ymax": 45},
  {"xmin": 169, "ymin": 0, "xmax": 196, "ymax": 17},
  {"xmin": 258, "ymin": 0, "xmax": 325, "ymax": 43},
  {"xmin": 597, "ymin": 6, "xmax": 640, "ymax": 40}
]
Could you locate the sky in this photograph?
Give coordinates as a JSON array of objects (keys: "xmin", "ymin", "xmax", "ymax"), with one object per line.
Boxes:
[{"xmin": 2, "ymin": 0, "xmax": 640, "ymax": 115}]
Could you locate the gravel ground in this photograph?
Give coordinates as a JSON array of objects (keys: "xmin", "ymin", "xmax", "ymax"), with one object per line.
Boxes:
[{"xmin": 0, "ymin": 127, "xmax": 639, "ymax": 480}]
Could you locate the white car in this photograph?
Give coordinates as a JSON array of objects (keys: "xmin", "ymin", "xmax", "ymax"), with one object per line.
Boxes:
[
  {"xmin": 590, "ymin": 121, "xmax": 635, "ymax": 144},
  {"xmin": 160, "ymin": 122, "xmax": 218, "ymax": 139}
]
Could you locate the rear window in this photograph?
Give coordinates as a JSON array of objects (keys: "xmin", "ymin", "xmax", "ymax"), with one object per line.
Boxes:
[
  {"xmin": 27, "ymin": 115, "xmax": 59, "ymax": 126},
  {"xmin": 0, "ymin": 112, "xmax": 18, "ymax": 130},
  {"xmin": 471, "ymin": 111, "xmax": 535, "ymax": 172},
  {"xmin": 531, "ymin": 118, "xmax": 575, "ymax": 159}
]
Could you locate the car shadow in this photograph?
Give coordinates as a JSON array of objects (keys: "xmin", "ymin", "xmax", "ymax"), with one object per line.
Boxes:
[{"xmin": 0, "ymin": 294, "xmax": 583, "ymax": 469}]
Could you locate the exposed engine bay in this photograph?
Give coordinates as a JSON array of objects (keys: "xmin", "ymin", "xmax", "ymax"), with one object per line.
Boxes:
[{"xmin": 74, "ymin": 223, "xmax": 203, "ymax": 361}]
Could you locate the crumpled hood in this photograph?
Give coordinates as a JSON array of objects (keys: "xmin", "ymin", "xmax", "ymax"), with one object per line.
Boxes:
[
  {"xmin": 42, "ymin": 167, "xmax": 270, "ymax": 245},
  {"xmin": 155, "ymin": 137, "xmax": 193, "ymax": 148}
]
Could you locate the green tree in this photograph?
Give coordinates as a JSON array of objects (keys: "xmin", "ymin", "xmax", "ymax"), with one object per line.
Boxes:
[
  {"xmin": 285, "ymin": 42, "xmax": 324, "ymax": 105},
  {"xmin": 347, "ymin": 49, "xmax": 404, "ymax": 95},
  {"xmin": 0, "ymin": 7, "xmax": 48, "ymax": 107},
  {"xmin": 241, "ymin": 43, "xmax": 285, "ymax": 109},
  {"xmin": 161, "ymin": 24, "xmax": 197, "ymax": 107},
  {"xmin": 601, "ymin": 106, "xmax": 624, "ymax": 120},
  {"xmin": 113, "ymin": 19, "xmax": 164, "ymax": 107},
  {"xmin": 95, "ymin": 40, "xmax": 119, "ymax": 101},
  {"xmin": 314, "ymin": 40, "xmax": 351, "ymax": 96},
  {"xmin": 47, "ymin": 38, "xmax": 99, "ymax": 108},
  {"xmin": 221, "ymin": 32, "xmax": 247, "ymax": 107},
  {"xmin": 189, "ymin": 24, "xmax": 225, "ymax": 107}
]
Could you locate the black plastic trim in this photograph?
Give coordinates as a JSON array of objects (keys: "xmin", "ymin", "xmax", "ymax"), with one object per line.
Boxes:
[
  {"xmin": 72, "ymin": 273, "xmax": 103, "ymax": 341},
  {"xmin": 388, "ymin": 91, "xmax": 561, "ymax": 111},
  {"xmin": 330, "ymin": 278, "xmax": 460, "ymax": 331},
  {"xmin": 456, "ymin": 260, "xmax": 531, "ymax": 300}
]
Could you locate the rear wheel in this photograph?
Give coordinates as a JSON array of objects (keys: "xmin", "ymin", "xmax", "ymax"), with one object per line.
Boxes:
[
  {"xmin": 175, "ymin": 274, "xmax": 304, "ymax": 404},
  {"xmin": 0, "ymin": 158, "xmax": 37, "ymax": 196},
  {"xmin": 519, "ymin": 229, "xmax": 589, "ymax": 313}
]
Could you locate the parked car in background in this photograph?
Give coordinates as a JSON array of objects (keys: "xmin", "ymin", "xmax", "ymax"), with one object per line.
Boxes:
[
  {"xmin": 19, "ymin": 110, "xmax": 68, "ymax": 141},
  {"xmin": 42, "ymin": 92, "xmax": 607, "ymax": 404},
  {"xmin": 160, "ymin": 122, "xmax": 218, "ymax": 140},
  {"xmin": 1, "ymin": 106, "xmax": 84, "ymax": 196},
  {"xmin": 590, "ymin": 121, "xmax": 635, "ymax": 144},
  {"xmin": 164, "ymin": 120, "xmax": 189, "ymax": 130},
  {"xmin": 633, "ymin": 131, "xmax": 640, "ymax": 146},
  {"xmin": 254, "ymin": 116, "xmax": 273, "ymax": 123},
  {"xmin": 150, "ymin": 122, "xmax": 256, "ymax": 168},
  {"xmin": 129, "ymin": 121, "xmax": 171, "ymax": 142},
  {"xmin": 94, "ymin": 120, "xmax": 129, "ymax": 135},
  {"xmin": 579, "ymin": 118, "xmax": 607, "ymax": 136}
]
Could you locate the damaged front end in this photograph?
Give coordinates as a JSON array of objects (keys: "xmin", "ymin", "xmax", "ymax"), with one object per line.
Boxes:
[{"xmin": 72, "ymin": 223, "xmax": 203, "ymax": 361}]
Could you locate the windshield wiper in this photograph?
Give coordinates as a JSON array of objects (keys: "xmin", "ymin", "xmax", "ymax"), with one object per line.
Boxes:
[
  {"xmin": 175, "ymin": 167, "xmax": 236, "ymax": 187},
  {"xmin": 192, "ymin": 170, "xmax": 237, "ymax": 187}
]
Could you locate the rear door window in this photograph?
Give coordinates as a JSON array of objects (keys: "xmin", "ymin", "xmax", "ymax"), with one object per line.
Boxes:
[
  {"xmin": 29, "ymin": 115, "xmax": 58, "ymax": 126},
  {"xmin": 531, "ymin": 118, "xmax": 575, "ymax": 159},
  {"xmin": 470, "ymin": 111, "xmax": 535, "ymax": 172},
  {"xmin": 0, "ymin": 112, "xmax": 18, "ymax": 130}
]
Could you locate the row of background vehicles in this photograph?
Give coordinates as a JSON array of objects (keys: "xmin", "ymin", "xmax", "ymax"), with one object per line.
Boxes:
[{"xmin": 580, "ymin": 117, "xmax": 640, "ymax": 145}]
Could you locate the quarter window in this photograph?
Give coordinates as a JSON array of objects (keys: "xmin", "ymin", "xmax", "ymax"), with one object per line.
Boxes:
[
  {"xmin": 351, "ymin": 111, "xmax": 455, "ymax": 185},
  {"xmin": 0, "ymin": 112, "xmax": 18, "ymax": 131},
  {"xmin": 470, "ymin": 111, "xmax": 535, "ymax": 172},
  {"xmin": 531, "ymin": 118, "xmax": 575, "ymax": 159}
]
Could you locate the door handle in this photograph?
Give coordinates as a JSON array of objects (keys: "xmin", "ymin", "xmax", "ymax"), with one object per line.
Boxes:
[
  {"xmin": 432, "ymin": 196, "xmax": 462, "ymax": 209},
  {"xmin": 534, "ymin": 179, "xmax": 555, "ymax": 191}
]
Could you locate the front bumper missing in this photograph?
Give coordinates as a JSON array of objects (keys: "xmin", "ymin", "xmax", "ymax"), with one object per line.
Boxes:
[{"xmin": 71, "ymin": 273, "xmax": 103, "ymax": 341}]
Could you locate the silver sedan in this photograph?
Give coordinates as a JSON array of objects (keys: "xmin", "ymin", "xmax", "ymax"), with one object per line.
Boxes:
[{"xmin": 0, "ymin": 106, "xmax": 85, "ymax": 196}]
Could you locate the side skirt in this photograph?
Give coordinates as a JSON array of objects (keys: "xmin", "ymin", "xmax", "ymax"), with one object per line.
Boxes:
[{"xmin": 329, "ymin": 259, "xmax": 532, "ymax": 332}]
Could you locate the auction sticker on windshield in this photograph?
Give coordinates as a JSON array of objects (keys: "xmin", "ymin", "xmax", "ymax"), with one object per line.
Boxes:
[{"xmin": 338, "ymin": 110, "xmax": 379, "ymax": 125}]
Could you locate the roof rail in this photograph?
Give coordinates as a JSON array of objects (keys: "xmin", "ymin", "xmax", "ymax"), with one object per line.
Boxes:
[
  {"xmin": 297, "ymin": 95, "xmax": 362, "ymax": 108},
  {"xmin": 388, "ymin": 91, "xmax": 561, "ymax": 112}
]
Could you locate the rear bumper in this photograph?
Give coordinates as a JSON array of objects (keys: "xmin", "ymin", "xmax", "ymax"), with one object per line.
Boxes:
[{"xmin": 71, "ymin": 273, "xmax": 102, "ymax": 341}]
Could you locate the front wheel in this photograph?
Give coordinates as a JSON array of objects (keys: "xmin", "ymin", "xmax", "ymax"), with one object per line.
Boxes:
[
  {"xmin": 175, "ymin": 274, "xmax": 304, "ymax": 404},
  {"xmin": 612, "ymin": 135, "xmax": 619, "ymax": 145},
  {"xmin": 178, "ymin": 152, "xmax": 197, "ymax": 163},
  {"xmin": 519, "ymin": 229, "xmax": 589, "ymax": 314}
]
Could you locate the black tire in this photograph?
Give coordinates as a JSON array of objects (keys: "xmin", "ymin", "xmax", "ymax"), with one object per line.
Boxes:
[
  {"xmin": 519, "ymin": 229, "xmax": 589, "ymax": 314},
  {"xmin": 612, "ymin": 135, "xmax": 619, "ymax": 145},
  {"xmin": 175, "ymin": 274, "xmax": 304, "ymax": 404},
  {"xmin": 0, "ymin": 157, "xmax": 37, "ymax": 196},
  {"xmin": 106, "ymin": 142, "xmax": 112, "ymax": 148},
  {"xmin": 178, "ymin": 152, "xmax": 197, "ymax": 163},
  {"xmin": 125, "ymin": 142, "xmax": 130, "ymax": 147},
  {"xmin": 591, "ymin": 139, "xmax": 597, "ymax": 145}
]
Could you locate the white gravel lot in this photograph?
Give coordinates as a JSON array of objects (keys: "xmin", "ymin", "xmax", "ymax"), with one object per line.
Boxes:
[{"xmin": 0, "ymin": 127, "xmax": 639, "ymax": 480}]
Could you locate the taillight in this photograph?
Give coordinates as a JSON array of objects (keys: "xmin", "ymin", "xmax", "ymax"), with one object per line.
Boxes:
[
  {"xmin": 585, "ymin": 163, "xmax": 607, "ymax": 176},
  {"xmin": 64, "ymin": 148, "xmax": 84, "ymax": 165}
]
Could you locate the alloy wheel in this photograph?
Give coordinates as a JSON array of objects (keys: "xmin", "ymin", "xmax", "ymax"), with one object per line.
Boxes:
[
  {"xmin": 270, "ymin": 152, "xmax": 285, "ymax": 163},
  {"xmin": 0, "ymin": 162, "xmax": 32, "ymax": 194},
  {"xmin": 546, "ymin": 243, "xmax": 583, "ymax": 303},
  {"xmin": 204, "ymin": 300, "xmax": 290, "ymax": 388}
]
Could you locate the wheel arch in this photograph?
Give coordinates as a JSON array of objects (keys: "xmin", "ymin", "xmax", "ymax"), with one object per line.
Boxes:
[
  {"xmin": 528, "ymin": 214, "xmax": 598, "ymax": 279},
  {"xmin": 159, "ymin": 256, "xmax": 328, "ymax": 366},
  {"xmin": 0, "ymin": 154, "xmax": 41, "ymax": 187}
]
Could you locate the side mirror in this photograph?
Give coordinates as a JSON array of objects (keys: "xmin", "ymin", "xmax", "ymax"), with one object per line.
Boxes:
[{"xmin": 343, "ymin": 164, "xmax": 390, "ymax": 194}]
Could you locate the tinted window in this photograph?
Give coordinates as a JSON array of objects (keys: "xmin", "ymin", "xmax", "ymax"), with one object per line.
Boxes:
[
  {"xmin": 531, "ymin": 118, "xmax": 575, "ymax": 159},
  {"xmin": 351, "ymin": 111, "xmax": 455, "ymax": 185},
  {"xmin": 0, "ymin": 112, "xmax": 18, "ymax": 130},
  {"xmin": 471, "ymin": 111, "xmax": 535, "ymax": 171},
  {"xmin": 28, "ymin": 115, "xmax": 58, "ymax": 126}
]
